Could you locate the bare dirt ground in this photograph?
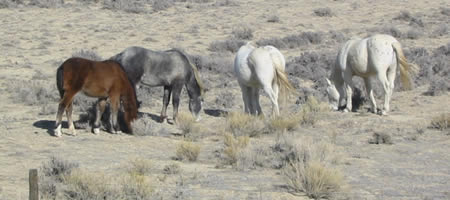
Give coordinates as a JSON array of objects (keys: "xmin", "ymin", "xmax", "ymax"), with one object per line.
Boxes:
[{"xmin": 0, "ymin": 0, "xmax": 449, "ymax": 199}]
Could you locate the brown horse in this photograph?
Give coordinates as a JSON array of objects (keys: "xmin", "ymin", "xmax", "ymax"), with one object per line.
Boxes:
[{"xmin": 54, "ymin": 57, "xmax": 138, "ymax": 137}]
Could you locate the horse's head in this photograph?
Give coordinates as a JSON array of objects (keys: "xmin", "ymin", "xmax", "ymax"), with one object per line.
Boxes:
[
  {"xmin": 326, "ymin": 78, "xmax": 340, "ymax": 111},
  {"xmin": 189, "ymin": 96, "xmax": 203, "ymax": 122}
]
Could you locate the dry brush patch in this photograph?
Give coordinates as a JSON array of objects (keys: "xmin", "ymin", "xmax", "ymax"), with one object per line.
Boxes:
[
  {"xmin": 39, "ymin": 156, "xmax": 155, "ymax": 199},
  {"xmin": 429, "ymin": 113, "xmax": 450, "ymax": 131},
  {"xmin": 175, "ymin": 140, "xmax": 201, "ymax": 161},
  {"xmin": 278, "ymin": 136, "xmax": 346, "ymax": 199},
  {"xmin": 225, "ymin": 112, "xmax": 266, "ymax": 137}
]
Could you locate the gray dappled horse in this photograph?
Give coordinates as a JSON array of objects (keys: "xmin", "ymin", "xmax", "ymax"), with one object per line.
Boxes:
[{"xmin": 110, "ymin": 46, "xmax": 204, "ymax": 123}]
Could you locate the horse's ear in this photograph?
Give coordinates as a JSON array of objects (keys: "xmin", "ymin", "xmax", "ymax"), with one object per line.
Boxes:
[{"xmin": 325, "ymin": 78, "xmax": 332, "ymax": 86}]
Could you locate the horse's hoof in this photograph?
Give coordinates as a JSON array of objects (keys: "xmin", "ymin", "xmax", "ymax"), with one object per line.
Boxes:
[
  {"xmin": 377, "ymin": 110, "xmax": 388, "ymax": 116},
  {"xmin": 93, "ymin": 128, "xmax": 100, "ymax": 134},
  {"xmin": 343, "ymin": 108, "xmax": 350, "ymax": 113},
  {"xmin": 71, "ymin": 130, "xmax": 77, "ymax": 136},
  {"xmin": 54, "ymin": 130, "xmax": 62, "ymax": 137}
]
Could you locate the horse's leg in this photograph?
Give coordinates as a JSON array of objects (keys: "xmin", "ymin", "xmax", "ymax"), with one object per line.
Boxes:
[
  {"xmin": 263, "ymin": 85, "xmax": 279, "ymax": 117},
  {"xmin": 385, "ymin": 64, "xmax": 397, "ymax": 113},
  {"xmin": 93, "ymin": 98, "xmax": 107, "ymax": 134},
  {"xmin": 171, "ymin": 84, "xmax": 183, "ymax": 123},
  {"xmin": 377, "ymin": 72, "xmax": 390, "ymax": 115},
  {"xmin": 343, "ymin": 73, "xmax": 353, "ymax": 112},
  {"xmin": 66, "ymin": 102, "xmax": 76, "ymax": 136},
  {"xmin": 160, "ymin": 86, "xmax": 172, "ymax": 123},
  {"xmin": 363, "ymin": 77, "xmax": 377, "ymax": 113},
  {"xmin": 54, "ymin": 91, "xmax": 76, "ymax": 137},
  {"xmin": 239, "ymin": 83, "xmax": 251, "ymax": 114},
  {"xmin": 253, "ymin": 88, "xmax": 263, "ymax": 116},
  {"xmin": 109, "ymin": 94, "xmax": 121, "ymax": 134}
]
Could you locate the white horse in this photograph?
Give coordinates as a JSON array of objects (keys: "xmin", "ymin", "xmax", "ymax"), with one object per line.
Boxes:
[
  {"xmin": 326, "ymin": 34, "xmax": 418, "ymax": 115},
  {"xmin": 234, "ymin": 42, "xmax": 295, "ymax": 116}
]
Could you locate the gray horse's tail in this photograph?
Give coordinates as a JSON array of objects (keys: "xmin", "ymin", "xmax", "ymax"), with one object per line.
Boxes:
[
  {"xmin": 56, "ymin": 64, "xmax": 64, "ymax": 99},
  {"xmin": 392, "ymin": 42, "xmax": 419, "ymax": 90}
]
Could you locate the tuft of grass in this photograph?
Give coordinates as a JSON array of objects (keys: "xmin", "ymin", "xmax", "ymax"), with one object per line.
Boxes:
[
  {"xmin": 39, "ymin": 156, "xmax": 79, "ymax": 199},
  {"xmin": 29, "ymin": 0, "xmax": 64, "ymax": 8},
  {"xmin": 368, "ymin": 132, "xmax": 393, "ymax": 144},
  {"xmin": 313, "ymin": 7, "xmax": 334, "ymax": 17},
  {"xmin": 65, "ymin": 169, "xmax": 121, "ymax": 200},
  {"xmin": 176, "ymin": 112, "xmax": 200, "ymax": 136},
  {"xmin": 284, "ymin": 160, "xmax": 343, "ymax": 199},
  {"xmin": 175, "ymin": 141, "xmax": 201, "ymax": 162},
  {"xmin": 298, "ymin": 96, "xmax": 328, "ymax": 126},
  {"xmin": 72, "ymin": 49, "xmax": 102, "ymax": 61},
  {"xmin": 279, "ymin": 136, "xmax": 345, "ymax": 199},
  {"xmin": 430, "ymin": 113, "xmax": 450, "ymax": 131},
  {"xmin": 222, "ymin": 132, "xmax": 250, "ymax": 166},
  {"xmin": 406, "ymin": 29, "xmax": 422, "ymax": 39},
  {"xmin": 267, "ymin": 15, "xmax": 280, "ymax": 23},
  {"xmin": 163, "ymin": 163, "xmax": 181, "ymax": 175},
  {"xmin": 226, "ymin": 112, "xmax": 265, "ymax": 137},
  {"xmin": 103, "ymin": 0, "xmax": 146, "ymax": 13},
  {"xmin": 0, "ymin": 0, "xmax": 24, "ymax": 8},
  {"xmin": 393, "ymin": 11, "xmax": 424, "ymax": 27},
  {"xmin": 121, "ymin": 172, "xmax": 153, "ymax": 199},
  {"xmin": 208, "ymin": 38, "xmax": 246, "ymax": 53},
  {"xmin": 132, "ymin": 115, "xmax": 155, "ymax": 136},
  {"xmin": 40, "ymin": 156, "xmax": 79, "ymax": 182},
  {"xmin": 268, "ymin": 114, "xmax": 300, "ymax": 133},
  {"xmin": 231, "ymin": 25, "xmax": 254, "ymax": 40},
  {"xmin": 257, "ymin": 31, "xmax": 324, "ymax": 50},
  {"xmin": 127, "ymin": 158, "xmax": 152, "ymax": 177}
]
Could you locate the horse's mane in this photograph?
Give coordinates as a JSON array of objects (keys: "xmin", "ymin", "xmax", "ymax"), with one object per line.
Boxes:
[{"xmin": 169, "ymin": 49, "xmax": 205, "ymax": 97}]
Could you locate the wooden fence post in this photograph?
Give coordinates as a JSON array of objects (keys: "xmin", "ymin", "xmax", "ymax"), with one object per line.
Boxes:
[{"xmin": 29, "ymin": 169, "xmax": 39, "ymax": 200}]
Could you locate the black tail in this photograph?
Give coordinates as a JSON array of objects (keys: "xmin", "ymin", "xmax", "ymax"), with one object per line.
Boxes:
[{"xmin": 56, "ymin": 65, "xmax": 64, "ymax": 98}]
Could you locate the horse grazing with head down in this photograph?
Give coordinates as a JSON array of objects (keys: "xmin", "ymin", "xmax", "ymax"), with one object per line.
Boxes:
[
  {"xmin": 110, "ymin": 46, "xmax": 205, "ymax": 123},
  {"xmin": 234, "ymin": 42, "xmax": 295, "ymax": 116},
  {"xmin": 54, "ymin": 57, "xmax": 138, "ymax": 137},
  {"xmin": 326, "ymin": 34, "xmax": 418, "ymax": 115}
]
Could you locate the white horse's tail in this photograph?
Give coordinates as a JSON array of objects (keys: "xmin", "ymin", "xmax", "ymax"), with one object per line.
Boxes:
[
  {"xmin": 392, "ymin": 42, "xmax": 419, "ymax": 90},
  {"xmin": 275, "ymin": 67, "xmax": 296, "ymax": 103}
]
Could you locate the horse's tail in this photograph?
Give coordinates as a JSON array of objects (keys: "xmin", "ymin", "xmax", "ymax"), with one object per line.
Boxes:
[
  {"xmin": 56, "ymin": 64, "xmax": 64, "ymax": 98},
  {"xmin": 392, "ymin": 42, "xmax": 419, "ymax": 90},
  {"xmin": 274, "ymin": 66, "xmax": 296, "ymax": 103}
]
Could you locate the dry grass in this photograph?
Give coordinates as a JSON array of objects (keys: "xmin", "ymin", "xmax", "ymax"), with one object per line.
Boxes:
[
  {"xmin": 132, "ymin": 116, "xmax": 155, "ymax": 136},
  {"xmin": 430, "ymin": 113, "xmax": 450, "ymax": 131},
  {"xmin": 175, "ymin": 141, "xmax": 201, "ymax": 161},
  {"xmin": 176, "ymin": 112, "xmax": 200, "ymax": 136},
  {"xmin": 127, "ymin": 158, "xmax": 152, "ymax": 176},
  {"xmin": 280, "ymin": 137, "xmax": 345, "ymax": 199},
  {"xmin": 298, "ymin": 96, "xmax": 328, "ymax": 126},
  {"xmin": 313, "ymin": 7, "xmax": 334, "ymax": 17},
  {"xmin": 222, "ymin": 132, "xmax": 250, "ymax": 166},
  {"xmin": 284, "ymin": 160, "xmax": 343, "ymax": 199},
  {"xmin": 268, "ymin": 114, "xmax": 300, "ymax": 133},
  {"xmin": 39, "ymin": 157, "xmax": 155, "ymax": 199},
  {"xmin": 368, "ymin": 132, "xmax": 393, "ymax": 144},
  {"xmin": 65, "ymin": 169, "xmax": 121, "ymax": 200},
  {"xmin": 163, "ymin": 163, "xmax": 181, "ymax": 175},
  {"xmin": 226, "ymin": 112, "xmax": 266, "ymax": 137}
]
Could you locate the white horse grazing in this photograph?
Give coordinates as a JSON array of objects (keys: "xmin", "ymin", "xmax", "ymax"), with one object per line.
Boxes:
[
  {"xmin": 326, "ymin": 34, "xmax": 418, "ymax": 115},
  {"xmin": 234, "ymin": 43, "xmax": 295, "ymax": 116}
]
